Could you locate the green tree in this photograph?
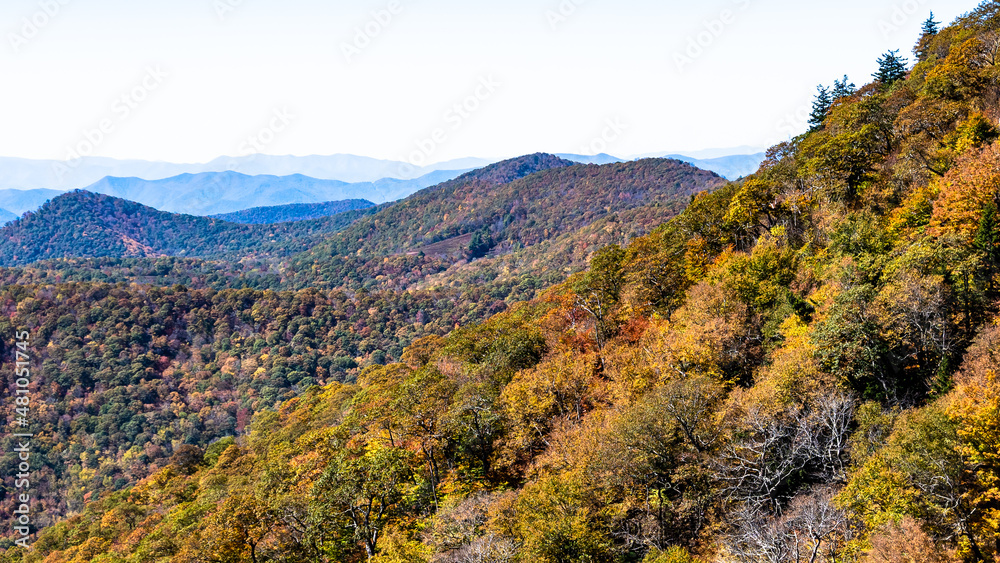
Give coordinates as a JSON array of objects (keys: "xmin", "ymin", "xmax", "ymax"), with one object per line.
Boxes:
[
  {"xmin": 873, "ymin": 50, "xmax": 908, "ymax": 85},
  {"xmin": 574, "ymin": 245, "xmax": 628, "ymax": 348},
  {"xmin": 311, "ymin": 444, "xmax": 415, "ymax": 559},
  {"xmin": 832, "ymin": 75, "xmax": 856, "ymax": 99},
  {"xmin": 921, "ymin": 12, "xmax": 940, "ymax": 37},
  {"xmin": 812, "ymin": 285, "xmax": 893, "ymax": 400},
  {"xmin": 913, "ymin": 12, "xmax": 940, "ymax": 62},
  {"xmin": 799, "ymin": 94, "xmax": 893, "ymax": 202},
  {"xmin": 809, "ymin": 85, "xmax": 833, "ymax": 131},
  {"xmin": 469, "ymin": 227, "xmax": 494, "ymax": 259}
]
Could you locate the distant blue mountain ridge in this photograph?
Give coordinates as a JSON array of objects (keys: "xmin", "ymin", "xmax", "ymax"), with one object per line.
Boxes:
[
  {"xmin": 210, "ymin": 199, "xmax": 376, "ymax": 225},
  {"xmin": 0, "ymin": 169, "xmax": 468, "ymax": 218},
  {"xmin": 0, "ymin": 154, "xmax": 493, "ymax": 192},
  {"xmin": 0, "ymin": 150, "xmax": 765, "ymax": 219},
  {"xmin": 665, "ymin": 153, "xmax": 766, "ymax": 180}
]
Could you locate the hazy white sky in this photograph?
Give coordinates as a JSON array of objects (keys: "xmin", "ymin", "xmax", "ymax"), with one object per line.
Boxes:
[{"xmin": 0, "ymin": 0, "xmax": 975, "ymax": 164}]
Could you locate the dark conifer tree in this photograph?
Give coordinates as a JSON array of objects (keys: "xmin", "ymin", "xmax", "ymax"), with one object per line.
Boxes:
[
  {"xmin": 873, "ymin": 50, "xmax": 908, "ymax": 85},
  {"xmin": 469, "ymin": 227, "xmax": 494, "ymax": 259},
  {"xmin": 922, "ymin": 12, "xmax": 940, "ymax": 36},
  {"xmin": 832, "ymin": 75, "xmax": 856, "ymax": 99},
  {"xmin": 916, "ymin": 12, "xmax": 941, "ymax": 61},
  {"xmin": 809, "ymin": 85, "xmax": 833, "ymax": 131}
]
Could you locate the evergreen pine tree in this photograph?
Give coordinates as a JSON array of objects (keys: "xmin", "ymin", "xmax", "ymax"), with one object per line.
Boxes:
[
  {"xmin": 469, "ymin": 227, "xmax": 494, "ymax": 258},
  {"xmin": 873, "ymin": 50, "xmax": 908, "ymax": 86},
  {"xmin": 916, "ymin": 12, "xmax": 941, "ymax": 61},
  {"xmin": 808, "ymin": 85, "xmax": 832, "ymax": 131},
  {"xmin": 832, "ymin": 75, "xmax": 856, "ymax": 99},
  {"xmin": 921, "ymin": 12, "xmax": 940, "ymax": 36}
]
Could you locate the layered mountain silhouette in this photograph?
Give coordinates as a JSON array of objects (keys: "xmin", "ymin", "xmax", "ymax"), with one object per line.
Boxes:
[
  {"xmin": 0, "ymin": 191, "xmax": 376, "ymax": 265},
  {"xmin": 210, "ymin": 199, "xmax": 376, "ymax": 224},
  {"xmin": 0, "ymin": 153, "xmax": 492, "ymax": 191},
  {"xmin": 0, "ymin": 154, "xmax": 724, "ymax": 273}
]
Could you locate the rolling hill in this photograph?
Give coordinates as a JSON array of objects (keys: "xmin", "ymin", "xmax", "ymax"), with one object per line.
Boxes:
[
  {"xmin": 0, "ymin": 208, "xmax": 15, "ymax": 224},
  {"xmin": 0, "ymin": 188, "xmax": 63, "ymax": 214},
  {"xmin": 0, "ymin": 155, "xmax": 725, "ymax": 292},
  {"xmin": 556, "ymin": 153, "xmax": 626, "ymax": 165},
  {"xmin": 8, "ymin": 4, "xmax": 1000, "ymax": 562},
  {"xmin": 82, "ymin": 170, "xmax": 458, "ymax": 215},
  {"xmin": 197, "ymin": 153, "xmax": 492, "ymax": 182},
  {"xmin": 301, "ymin": 155, "xmax": 723, "ymax": 257},
  {"xmin": 0, "ymin": 170, "xmax": 463, "ymax": 219},
  {"xmin": 288, "ymin": 154, "xmax": 726, "ymax": 291},
  {"xmin": 0, "ymin": 191, "xmax": 376, "ymax": 265}
]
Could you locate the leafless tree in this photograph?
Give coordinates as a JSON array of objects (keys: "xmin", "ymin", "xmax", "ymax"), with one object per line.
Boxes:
[
  {"xmin": 786, "ymin": 487, "xmax": 853, "ymax": 563},
  {"xmin": 974, "ymin": 30, "xmax": 1000, "ymax": 68},
  {"xmin": 804, "ymin": 391, "xmax": 856, "ymax": 483},
  {"xmin": 426, "ymin": 493, "xmax": 522, "ymax": 563},
  {"xmin": 449, "ymin": 534, "xmax": 520, "ymax": 563},
  {"xmin": 723, "ymin": 487, "xmax": 852, "ymax": 563},
  {"xmin": 720, "ymin": 391, "xmax": 856, "ymax": 511},
  {"xmin": 724, "ymin": 505, "xmax": 799, "ymax": 563},
  {"xmin": 719, "ymin": 405, "xmax": 813, "ymax": 511}
]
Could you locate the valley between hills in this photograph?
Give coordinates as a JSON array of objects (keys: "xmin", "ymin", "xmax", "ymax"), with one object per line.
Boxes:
[{"xmin": 2, "ymin": 5, "xmax": 1000, "ymax": 562}]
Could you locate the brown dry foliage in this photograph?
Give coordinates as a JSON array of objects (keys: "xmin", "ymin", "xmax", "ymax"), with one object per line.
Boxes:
[{"xmin": 863, "ymin": 517, "xmax": 959, "ymax": 563}]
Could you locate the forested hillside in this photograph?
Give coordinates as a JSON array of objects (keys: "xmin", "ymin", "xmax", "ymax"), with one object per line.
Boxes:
[
  {"xmin": 0, "ymin": 191, "xmax": 375, "ymax": 265},
  {"xmin": 0, "ymin": 257, "xmax": 289, "ymax": 292},
  {"xmin": 287, "ymin": 156, "xmax": 725, "ymax": 292},
  {"xmin": 6, "ymin": 3, "xmax": 1000, "ymax": 562},
  {"xmin": 82, "ymin": 171, "xmax": 440, "ymax": 215},
  {"xmin": 0, "ymin": 154, "xmax": 724, "ymax": 551}
]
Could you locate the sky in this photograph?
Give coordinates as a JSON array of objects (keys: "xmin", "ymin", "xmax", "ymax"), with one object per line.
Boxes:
[{"xmin": 0, "ymin": 0, "xmax": 977, "ymax": 165}]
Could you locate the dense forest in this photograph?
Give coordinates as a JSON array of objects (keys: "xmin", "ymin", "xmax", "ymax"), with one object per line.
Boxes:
[
  {"xmin": 286, "ymin": 156, "xmax": 725, "ymax": 293},
  {"xmin": 0, "ymin": 154, "xmax": 724, "ymax": 556},
  {"xmin": 0, "ymin": 192, "xmax": 379, "ymax": 265},
  {"xmin": 4, "ymin": 2, "xmax": 1000, "ymax": 562}
]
